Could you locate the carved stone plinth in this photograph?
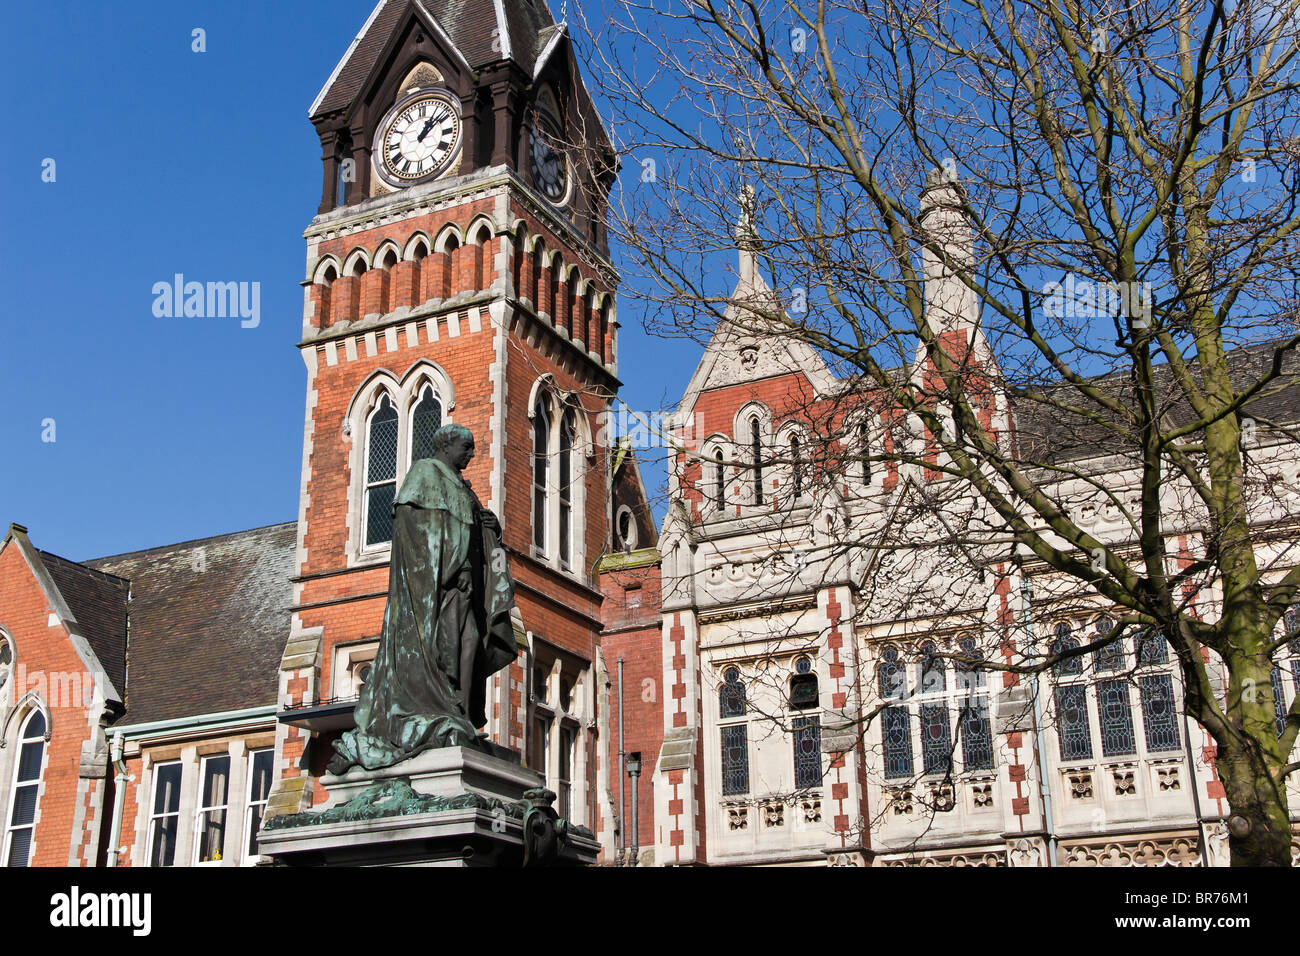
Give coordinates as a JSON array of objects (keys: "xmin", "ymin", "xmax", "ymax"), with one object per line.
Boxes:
[{"xmin": 257, "ymin": 747, "xmax": 598, "ymax": 867}]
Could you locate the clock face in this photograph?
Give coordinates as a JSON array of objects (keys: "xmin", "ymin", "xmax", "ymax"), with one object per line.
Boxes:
[
  {"xmin": 530, "ymin": 119, "xmax": 569, "ymax": 204},
  {"xmin": 374, "ymin": 90, "xmax": 462, "ymax": 187}
]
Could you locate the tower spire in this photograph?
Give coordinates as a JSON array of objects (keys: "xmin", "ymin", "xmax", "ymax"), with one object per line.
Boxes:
[{"xmin": 734, "ymin": 185, "xmax": 757, "ymax": 285}]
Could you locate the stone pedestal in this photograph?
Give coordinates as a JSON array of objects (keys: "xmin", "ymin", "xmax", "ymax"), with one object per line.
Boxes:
[{"xmin": 258, "ymin": 747, "xmax": 598, "ymax": 867}]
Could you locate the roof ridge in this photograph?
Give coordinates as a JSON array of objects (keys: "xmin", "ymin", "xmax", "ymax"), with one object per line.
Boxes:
[{"xmin": 85, "ymin": 520, "xmax": 296, "ymax": 565}]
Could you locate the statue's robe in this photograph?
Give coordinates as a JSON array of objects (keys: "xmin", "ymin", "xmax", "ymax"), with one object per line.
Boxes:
[{"xmin": 330, "ymin": 458, "xmax": 518, "ymax": 772}]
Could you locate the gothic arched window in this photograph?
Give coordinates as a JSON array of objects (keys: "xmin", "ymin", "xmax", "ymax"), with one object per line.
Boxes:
[
  {"xmin": 559, "ymin": 409, "xmax": 575, "ymax": 568},
  {"xmin": 877, "ymin": 645, "xmax": 905, "ymax": 700},
  {"xmin": 719, "ymin": 667, "xmax": 749, "ymax": 795},
  {"xmin": 789, "ymin": 433, "xmax": 803, "ymax": 499},
  {"xmin": 532, "ymin": 397, "xmax": 550, "ymax": 553},
  {"xmin": 750, "ymin": 416, "xmax": 764, "ymax": 505},
  {"xmin": 859, "ymin": 422, "xmax": 872, "ymax": 484},
  {"xmin": 409, "ymin": 384, "xmax": 442, "ymax": 463},
  {"xmin": 1051, "ymin": 622, "xmax": 1082, "ymax": 676},
  {"xmin": 363, "ymin": 394, "xmax": 399, "ymax": 547},
  {"xmin": 4, "ymin": 709, "xmax": 47, "ymax": 867}
]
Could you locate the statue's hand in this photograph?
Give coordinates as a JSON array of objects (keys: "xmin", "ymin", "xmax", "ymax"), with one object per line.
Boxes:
[{"xmin": 481, "ymin": 510, "xmax": 502, "ymax": 537}]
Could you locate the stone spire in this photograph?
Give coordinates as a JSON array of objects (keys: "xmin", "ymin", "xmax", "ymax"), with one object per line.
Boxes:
[{"xmin": 734, "ymin": 185, "xmax": 757, "ymax": 285}]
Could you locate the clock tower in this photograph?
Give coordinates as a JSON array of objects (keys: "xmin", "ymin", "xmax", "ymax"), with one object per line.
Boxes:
[{"xmin": 270, "ymin": 0, "xmax": 620, "ymax": 835}]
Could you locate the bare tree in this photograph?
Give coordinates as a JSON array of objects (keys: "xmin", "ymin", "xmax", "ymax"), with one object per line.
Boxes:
[{"xmin": 578, "ymin": 0, "xmax": 1300, "ymax": 865}]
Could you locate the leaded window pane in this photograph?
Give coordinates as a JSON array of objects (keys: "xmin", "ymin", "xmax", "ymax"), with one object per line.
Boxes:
[
  {"xmin": 790, "ymin": 434, "xmax": 802, "ymax": 497},
  {"xmin": 959, "ymin": 695, "xmax": 994, "ymax": 771},
  {"xmin": 365, "ymin": 483, "xmax": 396, "ymax": 546},
  {"xmin": 22, "ymin": 710, "xmax": 44, "ymax": 740},
  {"xmin": 878, "ymin": 646, "xmax": 905, "ymax": 700},
  {"xmin": 956, "ymin": 637, "xmax": 985, "ymax": 691},
  {"xmin": 1272, "ymin": 666, "xmax": 1287, "ymax": 739},
  {"xmin": 793, "ymin": 716, "xmax": 821, "ymax": 788},
  {"xmin": 1137, "ymin": 629, "xmax": 1168, "ymax": 665},
  {"xmin": 366, "ymin": 397, "xmax": 398, "ymax": 482},
  {"xmin": 882, "ymin": 706, "xmax": 913, "ymax": 779},
  {"xmin": 1095, "ymin": 637, "xmax": 1124, "ymax": 672},
  {"xmin": 721, "ymin": 725, "xmax": 749, "ymax": 795},
  {"xmin": 1052, "ymin": 623, "xmax": 1082, "ymax": 676},
  {"xmin": 1097, "ymin": 679, "xmax": 1137, "ymax": 756},
  {"xmin": 1055, "ymin": 684, "xmax": 1093, "ymax": 760},
  {"xmin": 720, "ymin": 669, "xmax": 746, "ymax": 718},
  {"xmin": 920, "ymin": 703, "xmax": 952, "ymax": 775},
  {"xmin": 1139, "ymin": 674, "xmax": 1180, "ymax": 752},
  {"xmin": 751, "ymin": 416, "xmax": 764, "ymax": 505},
  {"xmin": 919, "ymin": 642, "xmax": 946, "ymax": 694},
  {"xmin": 1284, "ymin": 605, "xmax": 1300, "ymax": 656},
  {"xmin": 410, "ymin": 387, "xmax": 441, "ymax": 461}
]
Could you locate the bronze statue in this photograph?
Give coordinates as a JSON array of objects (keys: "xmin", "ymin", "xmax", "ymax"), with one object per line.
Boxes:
[{"xmin": 329, "ymin": 424, "xmax": 518, "ymax": 773}]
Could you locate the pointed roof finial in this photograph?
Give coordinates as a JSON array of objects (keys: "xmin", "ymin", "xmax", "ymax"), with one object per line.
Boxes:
[{"xmin": 735, "ymin": 185, "xmax": 757, "ymax": 284}]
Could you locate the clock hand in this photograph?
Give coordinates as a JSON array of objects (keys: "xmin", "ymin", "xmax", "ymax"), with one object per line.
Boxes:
[{"xmin": 417, "ymin": 116, "xmax": 438, "ymax": 142}]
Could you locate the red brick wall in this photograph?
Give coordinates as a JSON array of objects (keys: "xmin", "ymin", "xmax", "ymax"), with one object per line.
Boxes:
[{"xmin": 0, "ymin": 545, "xmax": 105, "ymax": 867}]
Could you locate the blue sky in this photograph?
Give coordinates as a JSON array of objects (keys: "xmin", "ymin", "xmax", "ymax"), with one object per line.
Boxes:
[{"xmin": 0, "ymin": 0, "xmax": 695, "ymax": 561}]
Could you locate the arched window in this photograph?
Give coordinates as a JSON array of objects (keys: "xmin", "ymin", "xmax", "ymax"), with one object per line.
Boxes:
[
  {"xmin": 1098, "ymin": 678, "xmax": 1137, "ymax": 757},
  {"xmin": 4, "ymin": 709, "xmax": 47, "ymax": 867},
  {"xmin": 559, "ymin": 408, "xmax": 575, "ymax": 568},
  {"xmin": 409, "ymin": 384, "xmax": 442, "ymax": 463},
  {"xmin": 859, "ymin": 422, "xmax": 872, "ymax": 484},
  {"xmin": 719, "ymin": 667, "xmax": 748, "ymax": 795},
  {"xmin": 917, "ymin": 642, "xmax": 951, "ymax": 775},
  {"xmin": 1093, "ymin": 615, "xmax": 1123, "ymax": 672},
  {"xmin": 364, "ymin": 394, "xmax": 399, "ymax": 547},
  {"xmin": 720, "ymin": 667, "xmax": 746, "ymax": 718},
  {"xmin": 877, "ymin": 644, "xmax": 906, "ymax": 700},
  {"xmin": 956, "ymin": 636, "xmax": 994, "ymax": 771},
  {"xmin": 789, "ymin": 433, "xmax": 803, "ymax": 499},
  {"xmin": 708, "ymin": 447, "xmax": 726, "ymax": 511},
  {"xmin": 1051, "ymin": 622, "xmax": 1082, "ymax": 676},
  {"xmin": 919, "ymin": 641, "xmax": 946, "ymax": 694},
  {"xmin": 532, "ymin": 397, "xmax": 550, "ymax": 553},
  {"xmin": 878, "ymin": 646, "xmax": 913, "ymax": 779},
  {"xmin": 750, "ymin": 415, "xmax": 764, "ymax": 505}
]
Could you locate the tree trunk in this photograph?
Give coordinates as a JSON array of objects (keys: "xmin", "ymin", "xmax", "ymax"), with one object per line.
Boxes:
[{"xmin": 1216, "ymin": 737, "xmax": 1293, "ymax": 866}]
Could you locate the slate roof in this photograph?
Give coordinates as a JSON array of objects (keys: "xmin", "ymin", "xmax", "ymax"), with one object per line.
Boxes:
[
  {"xmin": 36, "ymin": 552, "xmax": 129, "ymax": 700},
  {"xmin": 86, "ymin": 522, "xmax": 296, "ymax": 725},
  {"xmin": 1012, "ymin": 340, "xmax": 1300, "ymax": 466},
  {"xmin": 312, "ymin": 0, "xmax": 559, "ymax": 119}
]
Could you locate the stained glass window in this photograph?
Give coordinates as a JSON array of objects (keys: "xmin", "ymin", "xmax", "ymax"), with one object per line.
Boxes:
[
  {"xmin": 721, "ymin": 725, "xmax": 749, "ymax": 795},
  {"xmin": 364, "ymin": 394, "xmax": 399, "ymax": 546},
  {"xmin": 720, "ymin": 667, "xmax": 746, "ymax": 718},
  {"xmin": 878, "ymin": 645, "xmax": 905, "ymax": 700},
  {"xmin": 1052, "ymin": 622, "xmax": 1082, "ymax": 676},
  {"xmin": 959, "ymin": 695, "xmax": 994, "ymax": 771},
  {"xmin": 956, "ymin": 636, "xmax": 985, "ymax": 691},
  {"xmin": 409, "ymin": 384, "xmax": 442, "ymax": 462},
  {"xmin": 919, "ymin": 642, "xmax": 946, "ymax": 695},
  {"xmin": 1272, "ymin": 666, "xmax": 1287, "ymax": 739},
  {"xmin": 882, "ymin": 706, "xmax": 913, "ymax": 779},
  {"xmin": 1097, "ymin": 679, "xmax": 1137, "ymax": 756},
  {"xmin": 1139, "ymin": 673, "xmax": 1181, "ymax": 752},
  {"xmin": 920, "ymin": 703, "xmax": 952, "ymax": 775},
  {"xmin": 793, "ymin": 716, "xmax": 821, "ymax": 788},
  {"xmin": 1055, "ymin": 684, "xmax": 1093, "ymax": 760},
  {"xmin": 1094, "ymin": 616, "xmax": 1124, "ymax": 672},
  {"xmin": 1137, "ymin": 629, "xmax": 1168, "ymax": 665}
]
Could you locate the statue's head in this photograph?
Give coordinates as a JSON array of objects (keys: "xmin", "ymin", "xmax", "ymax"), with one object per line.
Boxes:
[{"xmin": 432, "ymin": 424, "xmax": 475, "ymax": 471}]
